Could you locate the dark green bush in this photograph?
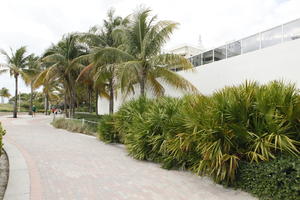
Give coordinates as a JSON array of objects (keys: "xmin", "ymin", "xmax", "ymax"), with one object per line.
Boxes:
[
  {"xmin": 97, "ymin": 114, "xmax": 120, "ymax": 143},
  {"xmin": 234, "ymin": 155, "xmax": 300, "ymax": 200}
]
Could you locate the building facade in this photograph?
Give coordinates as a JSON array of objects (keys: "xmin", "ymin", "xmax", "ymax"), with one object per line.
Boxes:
[{"xmin": 98, "ymin": 18, "xmax": 300, "ymax": 114}]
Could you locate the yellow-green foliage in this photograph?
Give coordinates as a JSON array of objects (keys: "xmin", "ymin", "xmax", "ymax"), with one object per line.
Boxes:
[
  {"xmin": 107, "ymin": 81, "xmax": 300, "ymax": 186},
  {"xmin": 97, "ymin": 114, "xmax": 120, "ymax": 143},
  {"xmin": 0, "ymin": 122, "xmax": 6, "ymax": 156}
]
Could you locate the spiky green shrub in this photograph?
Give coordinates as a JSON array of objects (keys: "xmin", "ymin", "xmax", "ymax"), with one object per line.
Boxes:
[
  {"xmin": 188, "ymin": 81, "xmax": 300, "ymax": 183},
  {"xmin": 0, "ymin": 122, "xmax": 6, "ymax": 156},
  {"xmin": 160, "ymin": 95, "xmax": 211, "ymax": 170},
  {"xmin": 123, "ymin": 97, "xmax": 191, "ymax": 168},
  {"xmin": 115, "ymin": 97, "xmax": 155, "ymax": 143},
  {"xmin": 98, "ymin": 114, "xmax": 120, "ymax": 143},
  {"xmin": 234, "ymin": 155, "xmax": 300, "ymax": 200},
  {"xmin": 114, "ymin": 81, "xmax": 300, "ymax": 184}
]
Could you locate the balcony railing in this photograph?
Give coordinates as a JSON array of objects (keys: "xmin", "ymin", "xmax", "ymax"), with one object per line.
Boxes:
[{"xmin": 187, "ymin": 18, "xmax": 300, "ymax": 67}]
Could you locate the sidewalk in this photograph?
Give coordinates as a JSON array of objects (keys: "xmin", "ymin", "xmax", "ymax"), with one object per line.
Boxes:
[{"xmin": 0, "ymin": 115, "xmax": 255, "ymax": 200}]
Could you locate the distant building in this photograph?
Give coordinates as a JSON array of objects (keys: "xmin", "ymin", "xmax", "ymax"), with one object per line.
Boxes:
[{"xmin": 168, "ymin": 44, "xmax": 204, "ymax": 58}]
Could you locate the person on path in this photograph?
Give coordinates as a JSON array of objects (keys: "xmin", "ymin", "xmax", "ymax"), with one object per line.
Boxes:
[{"xmin": 32, "ymin": 105, "xmax": 37, "ymax": 117}]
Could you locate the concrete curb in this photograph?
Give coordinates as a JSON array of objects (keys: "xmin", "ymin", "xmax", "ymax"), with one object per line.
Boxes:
[{"xmin": 3, "ymin": 139, "xmax": 30, "ymax": 200}]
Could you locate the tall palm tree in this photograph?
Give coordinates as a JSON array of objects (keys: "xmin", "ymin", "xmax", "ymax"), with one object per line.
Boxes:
[
  {"xmin": 0, "ymin": 47, "xmax": 29, "ymax": 118},
  {"xmin": 34, "ymin": 70, "xmax": 62, "ymax": 115},
  {"xmin": 78, "ymin": 9, "xmax": 129, "ymax": 114},
  {"xmin": 0, "ymin": 87, "xmax": 11, "ymax": 104},
  {"xmin": 23, "ymin": 54, "xmax": 42, "ymax": 115},
  {"xmin": 41, "ymin": 34, "xmax": 87, "ymax": 117},
  {"xmin": 76, "ymin": 69, "xmax": 95, "ymax": 113},
  {"xmin": 106, "ymin": 8, "xmax": 197, "ymax": 97}
]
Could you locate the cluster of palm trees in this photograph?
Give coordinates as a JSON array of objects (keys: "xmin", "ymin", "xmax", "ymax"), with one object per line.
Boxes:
[{"xmin": 0, "ymin": 8, "xmax": 196, "ymax": 118}]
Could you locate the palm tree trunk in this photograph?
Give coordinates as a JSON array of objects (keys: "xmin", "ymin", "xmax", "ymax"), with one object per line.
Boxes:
[
  {"xmin": 71, "ymin": 87, "xmax": 76, "ymax": 117},
  {"xmin": 45, "ymin": 94, "xmax": 49, "ymax": 115},
  {"xmin": 140, "ymin": 68, "xmax": 147, "ymax": 97},
  {"xmin": 68, "ymin": 90, "xmax": 72, "ymax": 118},
  {"xmin": 29, "ymin": 83, "xmax": 33, "ymax": 115},
  {"xmin": 13, "ymin": 75, "xmax": 18, "ymax": 118},
  {"xmin": 68, "ymin": 86, "xmax": 75, "ymax": 118},
  {"xmin": 64, "ymin": 92, "xmax": 68, "ymax": 118},
  {"xmin": 109, "ymin": 78, "xmax": 114, "ymax": 114},
  {"xmin": 95, "ymin": 89, "xmax": 99, "ymax": 116},
  {"xmin": 89, "ymin": 89, "xmax": 92, "ymax": 113},
  {"xmin": 88, "ymin": 86, "xmax": 92, "ymax": 113}
]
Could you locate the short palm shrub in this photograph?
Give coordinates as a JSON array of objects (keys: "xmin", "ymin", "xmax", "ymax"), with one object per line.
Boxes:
[
  {"xmin": 0, "ymin": 122, "xmax": 6, "ymax": 156},
  {"xmin": 110, "ymin": 80, "xmax": 300, "ymax": 185},
  {"xmin": 188, "ymin": 81, "xmax": 300, "ymax": 183},
  {"xmin": 114, "ymin": 97, "xmax": 155, "ymax": 143},
  {"xmin": 98, "ymin": 114, "xmax": 120, "ymax": 143},
  {"xmin": 123, "ymin": 97, "xmax": 192, "ymax": 168}
]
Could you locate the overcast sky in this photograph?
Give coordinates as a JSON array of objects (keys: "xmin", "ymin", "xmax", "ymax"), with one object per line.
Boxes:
[{"xmin": 0, "ymin": 0, "xmax": 299, "ymax": 97}]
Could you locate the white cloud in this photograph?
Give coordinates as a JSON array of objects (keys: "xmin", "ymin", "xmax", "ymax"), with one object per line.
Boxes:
[{"xmin": 0, "ymin": 0, "xmax": 299, "ymax": 95}]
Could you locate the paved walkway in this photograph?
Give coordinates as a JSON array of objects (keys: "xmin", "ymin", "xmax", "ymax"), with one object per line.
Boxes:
[{"xmin": 1, "ymin": 115, "xmax": 255, "ymax": 200}]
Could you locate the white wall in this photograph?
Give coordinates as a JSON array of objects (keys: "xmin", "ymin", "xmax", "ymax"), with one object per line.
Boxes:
[{"xmin": 98, "ymin": 39, "xmax": 300, "ymax": 114}]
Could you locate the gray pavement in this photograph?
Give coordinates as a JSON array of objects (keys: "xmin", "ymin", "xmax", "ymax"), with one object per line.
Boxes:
[{"xmin": 1, "ymin": 115, "xmax": 256, "ymax": 200}]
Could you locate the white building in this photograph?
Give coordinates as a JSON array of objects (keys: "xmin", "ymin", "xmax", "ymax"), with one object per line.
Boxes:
[
  {"xmin": 167, "ymin": 44, "xmax": 204, "ymax": 58},
  {"xmin": 98, "ymin": 18, "xmax": 300, "ymax": 114}
]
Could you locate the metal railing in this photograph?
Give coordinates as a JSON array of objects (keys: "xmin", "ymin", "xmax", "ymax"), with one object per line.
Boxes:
[
  {"xmin": 187, "ymin": 18, "xmax": 300, "ymax": 68},
  {"xmin": 52, "ymin": 114, "xmax": 99, "ymax": 134}
]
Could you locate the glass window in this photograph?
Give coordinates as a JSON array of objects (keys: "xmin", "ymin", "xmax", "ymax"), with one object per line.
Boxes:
[
  {"xmin": 214, "ymin": 45, "xmax": 226, "ymax": 61},
  {"xmin": 189, "ymin": 54, "xmax": 201, "ymax": 67},
  {"xmin": 283, "ymin": 19, "xmax": 300, "ymax": 41},
  {"xmin": 261, "ymin": 26, "xmax": 282, "ymax": 48},
  {"xmin": 242, "ymin": 33, "xmax": 260, "ymax": 53},
  {"xmin": 203, "ymin": 50, "xmax": 213, "ymax": 64},
  {"xmin": 227, "ymin": 41, "xmax": 241, "ymax": 58},
  {"xmin": 193, "ymin": 54, "xmax": 202, "ymax": 67}
]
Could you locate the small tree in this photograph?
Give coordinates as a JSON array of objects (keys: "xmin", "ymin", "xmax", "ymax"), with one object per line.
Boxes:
[
  {"xmin": 0, "ymin": 47, "xmax": 29, "ymax": 118},
  {"xmin": 0, "ymin": 87, "xmax": 11, "ymax": 104}
]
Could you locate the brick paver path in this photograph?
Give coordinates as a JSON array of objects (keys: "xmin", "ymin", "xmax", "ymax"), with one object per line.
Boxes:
[{"xmin": 1, "ymin": 115, "xmax": 255, "ymax": 200}]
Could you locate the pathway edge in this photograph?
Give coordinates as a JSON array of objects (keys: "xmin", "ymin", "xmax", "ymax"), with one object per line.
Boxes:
[{"xmin": 3, "ymin": 139, "xmax": 30, "ymax": 200}]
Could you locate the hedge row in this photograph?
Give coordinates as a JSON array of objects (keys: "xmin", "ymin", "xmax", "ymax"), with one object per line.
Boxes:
[
  {"xmin": 235, "ymin": 155, "xmax": 300, "ymax": 200},
  {"xmin": 97, "ymin": 80, "xmax": 300, "ymax": 199}
]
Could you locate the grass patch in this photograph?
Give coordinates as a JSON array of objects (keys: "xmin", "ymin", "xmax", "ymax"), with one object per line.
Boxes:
[
  {"xmin": 74, "ymin": 113, "xmax": 102, "ymax": 122},
  {"xmin": 0, "ymin": 103, "xmax": 30, "ymax": 112},
  {"xmin": 52, "ymin": 117, "xmax": 96, "ymax": 135}
]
